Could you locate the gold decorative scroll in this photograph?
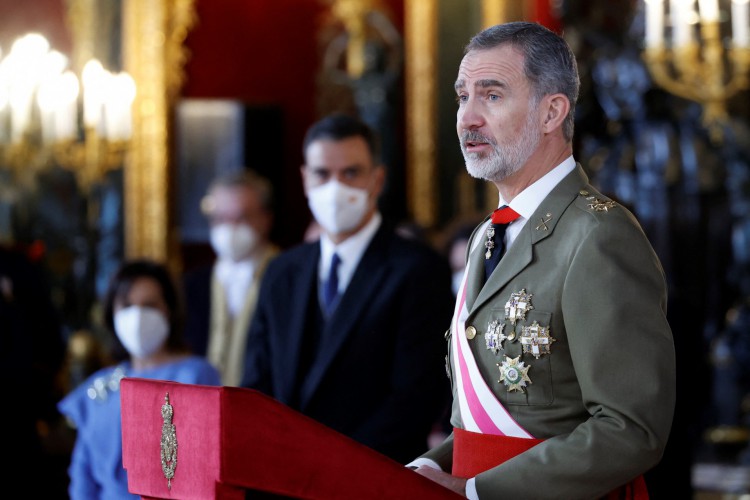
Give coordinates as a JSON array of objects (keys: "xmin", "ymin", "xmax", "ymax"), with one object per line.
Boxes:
[
  {"xmin": 405, "ymin": 0, "xmax": 438, "ymax": 227},
  {"xmin": 122, "ymin": 0, "xmax": 197, "ymax": 260}
]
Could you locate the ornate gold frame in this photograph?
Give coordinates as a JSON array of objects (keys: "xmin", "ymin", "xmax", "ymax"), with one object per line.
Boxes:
[
  {"xmin": 404, "ymin": 0, "xmax": 438, "ymax": 228},
  {"xmin": 123, "ymin": 0, "xmax": 197, "ymax": 261}
]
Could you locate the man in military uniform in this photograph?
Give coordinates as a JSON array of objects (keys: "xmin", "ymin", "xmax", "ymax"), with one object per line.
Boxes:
[{"xmin": 408, "ymin": 22, "xmax": 675, "ymax": 499}]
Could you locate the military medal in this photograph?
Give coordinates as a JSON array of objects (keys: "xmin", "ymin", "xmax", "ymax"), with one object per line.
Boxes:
[
  {"xmin": 505, "ymin": 289, "xmax": 533, "ymax": 325},
  {"xmin": 484, "ymin": 225, "xmax": 495, "ymax": 259},
  {"xmin": 497, "ymin": 356, "xmax": 531, "ymax": 392},
  {"xmin": 484, "ymin": 320, "xmax": 507, "ymax": 354},
  {"xmin": 520, "ymin": 321, "xmax": 555, "ymax": 359}
]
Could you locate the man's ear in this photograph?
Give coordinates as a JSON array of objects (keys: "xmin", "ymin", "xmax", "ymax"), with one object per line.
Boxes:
[
  {"xmin": 541, "ymin": 93, "xmax": 570, "ymax": 134},
  {"xmin": 373, "ymin": 164, "xmax": 387, "ymax": 197}
]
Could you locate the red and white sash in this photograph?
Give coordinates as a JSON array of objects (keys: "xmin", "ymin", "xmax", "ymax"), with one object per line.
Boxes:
[{"xmin": 451, "ymin": 226, "xmax": 534, "ymax": 439}]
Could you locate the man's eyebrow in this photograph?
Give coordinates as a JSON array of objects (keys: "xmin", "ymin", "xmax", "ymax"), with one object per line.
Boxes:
[
  {"xmin": 476, "ymin": 79, "xmax": 505, "ymax": 89},
  {"xmin": 308, "ymin": 165, "xmax": 330, "ymax": 172},
  {"xmin": 454, "ymin": 78, "xmax": 506, "ymax": 92}
]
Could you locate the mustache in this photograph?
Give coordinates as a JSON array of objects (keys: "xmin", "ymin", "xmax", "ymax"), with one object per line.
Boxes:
[{"xmin": 460, "ymin": 130, "xmax": 496, "ymax": 147}]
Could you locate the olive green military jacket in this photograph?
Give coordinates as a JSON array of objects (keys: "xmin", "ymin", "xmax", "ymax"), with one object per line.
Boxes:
[{"xmin": 422, "ymin": 165, "xmax": 676, "ymax": 499}]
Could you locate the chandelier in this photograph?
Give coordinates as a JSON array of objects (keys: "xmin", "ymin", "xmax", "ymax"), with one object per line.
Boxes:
[
  {"xmin": 642, "ymin": 0, "xmax": 750, "ymax": 141},
  {"xmin": 0, "ymin": 33, "xmax": 135, "ymax": 188}
]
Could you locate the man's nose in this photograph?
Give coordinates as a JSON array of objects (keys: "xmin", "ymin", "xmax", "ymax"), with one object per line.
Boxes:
[{"xmin": 458, "ymin": 97, "xmax": 484, "ymax": 130}]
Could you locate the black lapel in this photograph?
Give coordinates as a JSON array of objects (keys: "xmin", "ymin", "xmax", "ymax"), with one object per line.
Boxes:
[
  {"xmin": 298, "ymin": 226, "xmax": 391, "ymax": 408},
  {"xmin": 278, "ymin": 243, "xmax": 321, "ymax": 405}
]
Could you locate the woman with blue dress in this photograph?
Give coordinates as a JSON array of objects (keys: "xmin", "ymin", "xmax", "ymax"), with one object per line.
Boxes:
[{"xmin": 58, "ymin": 259, "xmax": 221, "ymax": 499}]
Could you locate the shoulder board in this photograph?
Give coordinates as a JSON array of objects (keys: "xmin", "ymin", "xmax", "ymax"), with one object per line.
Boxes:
[{"xmin": 577, "ymin": 189, "xmax": 617, "ymax": 213}]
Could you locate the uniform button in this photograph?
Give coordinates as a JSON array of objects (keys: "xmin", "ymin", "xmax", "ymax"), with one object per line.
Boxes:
[
  {"xmin": 507, "ymin": 331, "xmax": 516, "ymax": 341},
  {"xmin": 465, "ymin": 326, "xmax": 477, "ymax": 339}
]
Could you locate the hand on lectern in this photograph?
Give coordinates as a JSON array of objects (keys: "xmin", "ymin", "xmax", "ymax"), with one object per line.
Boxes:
[{"xmin": 414, "ymin": 465, "xmax": 468, "ymax": 497}]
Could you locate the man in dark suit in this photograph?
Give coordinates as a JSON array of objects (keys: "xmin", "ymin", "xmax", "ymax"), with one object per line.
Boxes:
[{"xmin": 241, "ymin": 114, "xmax": 454, "ymax": 464}]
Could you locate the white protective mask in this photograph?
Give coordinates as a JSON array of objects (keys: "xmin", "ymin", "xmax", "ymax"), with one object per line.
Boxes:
[
  {"xmin": 210, "ymin": 223, "xmax": 258, "ymax": 262},
  {"xmin": 307, "ymin": 180, "xmax": 369, "ymax": 235},
  {"xmin": 114, "ymin": 306, "xmax": 170, "ymax": 358}
]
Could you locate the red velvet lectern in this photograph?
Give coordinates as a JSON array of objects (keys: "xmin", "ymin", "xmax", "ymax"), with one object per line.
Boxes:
[{"xmin": 121, "ymin": 378, "xmax": 462, "ymax": 499}]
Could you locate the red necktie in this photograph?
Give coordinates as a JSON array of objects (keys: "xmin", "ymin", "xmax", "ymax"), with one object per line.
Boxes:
[
  {"xmin": 484, "ymin": 206, "xmax": 521, "ymax": 281},
  {"xmin": 491, "ymin": 206, "xmax": 521, "ymax": 224}
]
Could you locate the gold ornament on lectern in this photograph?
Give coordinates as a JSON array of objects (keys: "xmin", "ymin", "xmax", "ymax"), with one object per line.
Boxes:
[{"xmin": 160, "ymin": 392, "xmax": 178, "ymax": 489}]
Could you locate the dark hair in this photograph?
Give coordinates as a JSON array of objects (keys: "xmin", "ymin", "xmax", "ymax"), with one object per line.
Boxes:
[
  {"xmin": 206, "ymin": 169, "xmax": 274, "ymax": 212},
  {"xmin": 302, "ymin": 113, "xmax": 381, "ymax": 163},
  {"xmin": 465, "ymin": 22, "xmax": 580, "ymax": 142},
  {"xmin": 102, "ymin": 259, "xmax": 186, "ymax": 359}
]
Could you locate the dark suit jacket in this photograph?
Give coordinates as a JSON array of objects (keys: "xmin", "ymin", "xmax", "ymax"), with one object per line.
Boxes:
[
  {"xmin": 182, "ymin": 264, "xmax": 213, "ymax": 356},
  {"xmin": 242, "ymin": 223, "xmax": 455, "ymax": 464}
]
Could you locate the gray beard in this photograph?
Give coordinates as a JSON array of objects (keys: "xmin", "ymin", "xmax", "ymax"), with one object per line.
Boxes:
[{"xmin": 460, "ymin": 115, "xmax": 541, "ymax": 183}]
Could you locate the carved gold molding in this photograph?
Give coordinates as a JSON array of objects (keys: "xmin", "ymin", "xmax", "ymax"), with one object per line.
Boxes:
[
  {"xmin": 404, "ymin": 0, "xmax": 438, "ymax": 228},
  {"xmin": 123, "ymin": 0, "xmax": 197, "ymax": 260}
]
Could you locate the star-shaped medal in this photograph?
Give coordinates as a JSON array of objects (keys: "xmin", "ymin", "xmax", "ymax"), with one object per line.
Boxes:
[{"xmin": 497, "ymin": 356, "xmax": 531, "ymax": 393}]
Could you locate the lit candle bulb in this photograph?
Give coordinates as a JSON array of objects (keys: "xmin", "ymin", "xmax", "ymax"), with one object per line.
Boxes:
[
  {"xmin": 55, "ymin": 71, "xmax": 80, "ymax": 141},
  {"xmin": 671, "ymin": 0, "xmax": 696, "ymax": 48},
  {"xmin": 82, "ymin": 59, "xmax": 107, "ymax": 135},
  {"xmin": 733, "ymin": 0, "xmax": 750, "ymax": 47},
  {"xmin": 36, "ymin": 78, "xmax": 58, "ymax": 144},
  {"xmin": 645, "ymin": 0, "xmax": 666, "ymax": 48},
  {"xmin": 698, "ymin": 0, "xmax": 720, "ymax": 21},
  {"xmin": 104, "ymin": 72, "xmax": 136, "ymax": 141},
  {"xmin": 0, "ymin": 84, "xmax": 8, "ymax": 144}
]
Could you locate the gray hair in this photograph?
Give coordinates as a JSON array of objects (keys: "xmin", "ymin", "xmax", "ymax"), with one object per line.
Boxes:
[
  {"xmin": 465, "ymin": 22, "xmax": 579, "ymax": 142},
  {"xmin": 207, "ymin": 169, "xmax": 274, "ymax": 212}
]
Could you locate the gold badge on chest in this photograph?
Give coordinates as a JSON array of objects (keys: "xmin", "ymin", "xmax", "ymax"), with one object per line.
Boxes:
[{"xmin": 497, "ymin": 355, "xmax": 531, "ymax": 392}]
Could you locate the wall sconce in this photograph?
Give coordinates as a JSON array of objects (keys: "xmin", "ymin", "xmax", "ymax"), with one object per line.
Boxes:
[
  {"xmin": 0, "ymin": 33, "xmax": 135, "ymax": 188},
  {"xmin": 642, "ymin": 0, "xmax": 750, "ymax": 142}
]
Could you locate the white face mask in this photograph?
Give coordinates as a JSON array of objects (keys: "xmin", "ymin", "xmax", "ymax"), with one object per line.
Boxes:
[
  {"xmin": 307, "ymin": 180, "xmax": 369, "ymax": 235},
  {"xmin": 210, "ymin": 223, "xmax": 258, "ymax": 262},
  {"xmin": 114, "ymin": 306, "xmax": 170, "ymax": 358}
]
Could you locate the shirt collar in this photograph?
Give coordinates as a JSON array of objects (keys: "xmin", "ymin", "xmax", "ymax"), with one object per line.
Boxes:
[
  {"xmin": 319, "ymin": 212, "xmax": 382, "ymax": 287},
  {"xmin": 501, "ymin": 155, "xmax": 576, "ymax": 219}
]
